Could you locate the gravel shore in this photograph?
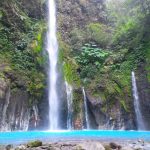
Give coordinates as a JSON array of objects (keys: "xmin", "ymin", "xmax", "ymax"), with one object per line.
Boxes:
[{"xmin": 1, "ymin": 139, "xmax": 150, "ymax": 150}]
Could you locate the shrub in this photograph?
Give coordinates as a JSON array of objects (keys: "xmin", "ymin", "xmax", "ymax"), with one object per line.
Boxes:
[
  {"xmin": 75, "ymin": 43, "xmax": 109, "ymax": 79},
  {"xmin": 86, "ymin": 23, "xmax": 112, "ymax": 47}
]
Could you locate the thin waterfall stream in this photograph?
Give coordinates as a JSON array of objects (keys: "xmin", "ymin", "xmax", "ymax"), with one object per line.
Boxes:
[
  {"xmin": 132, "ymin": 71, "xmax": 145, "ymax": 130},
  {"xmin": 65, "ymin": 81, "xmax": 73, "ymax": 130},
  {"xmin": 47, "ymin": 0, "xmax": 59, "ymax": 130},
  {"xmin": 82, "ymin": 87, "xmax": 90, "ymax": 129},
  {"xmin": 32, "ymin": 105, "xmax": 39, "ymax": 128}
]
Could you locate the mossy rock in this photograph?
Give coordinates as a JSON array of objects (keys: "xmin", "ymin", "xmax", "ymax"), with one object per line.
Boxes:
[
  {"xmin": 104, "ymin": 145, "xmax": 112, "ymax": 150},
  {"xmin": 27, "ymin": 140, "xmax": 42, "ymax": 148}
]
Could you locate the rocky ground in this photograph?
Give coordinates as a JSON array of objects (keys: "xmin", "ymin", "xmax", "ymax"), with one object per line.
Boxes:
[{"xmin": 1, "ymin": 139, "xmax": 150, "ymax": 150}]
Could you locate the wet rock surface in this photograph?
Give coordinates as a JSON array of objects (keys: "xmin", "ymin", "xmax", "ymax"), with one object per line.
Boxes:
[
  {"xmin": 86, "ymin": 93, "xmax": 135, "ymax": 130},
  {"xmin": 1, "ymin": 140, "xmax": 150, "ymax": 150},
  {"xmin": 137, "ymin": 64, "xmax": 150, "ymax": 130},
  {"xmin": 0, "ymin": 77, "xmax": 31, "ymax": 131}
]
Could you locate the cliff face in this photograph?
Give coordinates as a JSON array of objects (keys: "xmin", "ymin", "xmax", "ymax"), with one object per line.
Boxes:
[
  {"xmin": 57, "ymin": 0, "xmax": 149, "ymax": 130},
  {"xmin": 57, "ymin": 0, "xmax": 106, "ymax": 41},
  {"xmin": 0, "ymin": 67, "xmax": 39, "ymax": 131},
  {"xmin": 86, "ymin": 93, "xmax": 135, "ymax": 130},
  {"xmin": 137, "ymin": 64, "xmax": 150, "ymax": 130},
  {"xmin": 0, "ymin": 0, "xmax": 149, "ymax": 131},
  {"xmin": 0, "ymin": 0, "xmax": 46, "ymax": 131}
]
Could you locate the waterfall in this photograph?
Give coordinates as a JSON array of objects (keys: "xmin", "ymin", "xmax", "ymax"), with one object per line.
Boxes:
[
  {"xmin": 18, "ymin": 107, "xmax": 30, "ymax": 131},
  {"xmin": 132, "ymin": 71, "xmax": 145, "ymax": 130},
  {"xmin": 32, "ymin": 105, "xmax": 39, "ymax": 128},
  {"xmin": 8, "ymin": 106, "xmax": 30, "ymax": 131},
  {"xmin": 65, "ymin": 81, "xmax": 73, "ymax": 130},
  {"xmin": 82, "ymin": 87, "xmax": 90, "ymax": 129},
  {"xmin": 47, "ymin": 0, "xmax": 59, "ymax": 130},
  {"xmin": 1, "ymin": 87, "xmax": 10, "ymax": 131}
]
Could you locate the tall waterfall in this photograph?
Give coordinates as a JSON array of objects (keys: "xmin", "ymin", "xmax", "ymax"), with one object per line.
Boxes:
[
  {"xmin": 47, "ymin": 0, "xmax": 59, "ymax": 130},
  {"xmin": 132, "ymin": 71, "xmax": 145, "ymax": 130},
  {"xmin": 65, "ymin": 81, "xmax": 73, "ymax": 130},
  {"xmin": 82, "ymin": 88, "xmax": 90, "ymax": 129}
]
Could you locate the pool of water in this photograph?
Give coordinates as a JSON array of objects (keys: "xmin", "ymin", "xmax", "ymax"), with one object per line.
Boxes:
[{"xmin": 0, "ymin": 130, "xmax": 150, "ymax": 145}]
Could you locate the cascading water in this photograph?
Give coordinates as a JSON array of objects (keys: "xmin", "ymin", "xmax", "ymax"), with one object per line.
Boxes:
[
  {"xmin": 32, "ymin": 105, "xmax": 39, "ymax": 128},
  {"xmin": 65, "ymin": 81, "xmax": 73, "ymax": 130},
  {"xmin": 1, "ymin": 87, "xmax": 11, "ymax": 131},
  {"xmin": 82, "ymin": 87, "xmax": 90, "ymax": 129},
  {"xmin": 132, "ymin": 71, "xmax": 145, "ymax": 130},
  {"xmin": 47, "ymin": 0, "xmax": 59, "ymax": 130}
]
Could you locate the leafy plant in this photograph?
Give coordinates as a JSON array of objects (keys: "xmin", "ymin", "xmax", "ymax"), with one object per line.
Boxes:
[
  {"xmin": 86, "ymin": 23, "xmax": 112, "ymax": 47},
  {"xmin": 75, "ymin": 43, "xmax": 109, "ymax": 78},
  {"xmin": 76, "ymin": 43, "xmax": 109, "ymax": 66}
]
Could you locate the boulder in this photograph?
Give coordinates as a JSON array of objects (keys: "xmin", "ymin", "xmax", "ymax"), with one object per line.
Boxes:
[
  {"xmin": 5, "ymin": 145, "xmax": 13, "ymax": 150},
  {"xmin": 27, "ymin": 140, "xmax": 42, "ymax": 148},
  {"xmin": 121, "ymin": 147, "xmax": 134, "ymax": 150},
  {"xmin": 15, "ymin": 145, "xmax": 26, "ymax": 150},
  {"xmin": 78, "ymin": 141, "xmax": 105, "ymax": 150},
  {"xmin": 109, "ymin": 142, "xmax": 121, "ymax": 149}
]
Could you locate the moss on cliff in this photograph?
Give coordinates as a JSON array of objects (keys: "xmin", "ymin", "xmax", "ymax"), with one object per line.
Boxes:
[
  {"xmin": 73, "ymin": 88, "xmax": 83, "ymax": 129},
  {"xmin": 58, "ymin": 0, "xmax": 150, "ymax": 119},
  {"xmin": 145, "ymin": 43, "xmax": 150, "ymax": 82},
  {"xmin": 0, "ymin": 0, "xmax": 46, "ymax": 103},
  {"xmin": 58, "ymin": 33, "xmax": 81, "ymax": 87},
  {"xmin": 0, "ymin": 0, "xmax": 149, "ymax": 129}
]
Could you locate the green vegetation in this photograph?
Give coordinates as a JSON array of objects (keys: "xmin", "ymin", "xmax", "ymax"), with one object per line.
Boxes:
[
  {"xmin": 73, "ymin": 89, "xmax": 83, "ymax": 124},
  {"xmin": 0, "ymin": 0, "xmax": 149, "ymax": 122},
  {"xmin": 69, "ymin": 23, "xmax": 111, "ymax": 50},
  {"xmin": 145, "ymin": 43, "xmax": 150, "ymax": 82},
  {"xmin": 58, "ymin": 33, "xmax": 81, "ymax": 87},
  {"xmin": 75, "ymin": 43, "xmax": 109, "ymax": 79},
  {"xmin": 27, "ymin": 140, "xmax": 42, "ymax": 148},
  {"xmin": 0, "ymin": 0, "xmax": 46, "ymax": 103},
  {"xmin": 64, "ymin": 0, "xmax": 150, "ymax": 113},
  {"xmin": 86, "ymin": 23, "xmax": 112, "ymax": 47}
]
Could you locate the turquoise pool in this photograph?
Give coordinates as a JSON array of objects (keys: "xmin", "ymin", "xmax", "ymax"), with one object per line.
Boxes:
[{"xmin": 0, "ymin": 130, "xmax": 150, "ymax": 145}]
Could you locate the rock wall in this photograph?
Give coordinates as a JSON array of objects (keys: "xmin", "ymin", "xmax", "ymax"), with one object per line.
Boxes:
[
  {"xmin": 137, "ymin": 64, "xmax": 150, "ymax": 130},
  {"xmin": 86, "ymin": 91, "xmax": 135, "ymax": 130},
  {"xmin": 56, "ymin": 0, "xmax": 137, "ymax": 130},
  {"xmin": 57, "ymin": 0, "xmax": 106, "ymax": 42},
  {"xmin": 0, "ymin": 0, "xmax": 149, "ymax": 131},
  {"xmin": 0, "ymin": 0, "xmax": 45, "ymax": 131},
  {"xmin": 0, "ymin": 76, "xmax": 37, "ymax": 131}
]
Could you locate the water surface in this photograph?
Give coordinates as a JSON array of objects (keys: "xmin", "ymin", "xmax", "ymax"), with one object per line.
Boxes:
[{"xmin": 0, "ymin": 130, "xmax": 150, "ymax": 145}]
